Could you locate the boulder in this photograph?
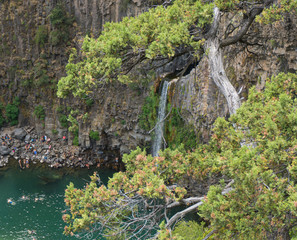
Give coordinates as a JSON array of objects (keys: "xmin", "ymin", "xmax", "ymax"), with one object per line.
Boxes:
[
  {"xmin": 12, "ymin": 128, "xmax": 27, "ymax": 140},
  {"xmin": 24, "ymin": 134, "xmax": 31, "ymax": 143},
  {"xmin": 0, "ymin": 146, "xmax": 11, "ymax": 156}
]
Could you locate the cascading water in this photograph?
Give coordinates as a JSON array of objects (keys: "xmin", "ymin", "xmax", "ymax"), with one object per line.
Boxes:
[{"xmin": 152, "ymin": 81, "xmax": 169, "ymax": 157}]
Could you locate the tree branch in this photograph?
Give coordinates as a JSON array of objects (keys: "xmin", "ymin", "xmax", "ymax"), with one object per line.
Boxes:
[{"xmin": 220, "ymin": 1, "xmax": 275, "ymax": 48}]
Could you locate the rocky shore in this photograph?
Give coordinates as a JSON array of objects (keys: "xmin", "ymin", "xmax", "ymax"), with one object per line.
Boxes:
[{"xmin": 0, "ymin": 126, "xmax": 122, "ymax": 170}]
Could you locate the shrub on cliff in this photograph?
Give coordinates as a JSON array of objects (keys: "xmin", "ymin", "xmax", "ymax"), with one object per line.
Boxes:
[
  {"xmin": 34, "ymin": 105, "xmax": 45, "ymax": 121},
  {"xmin": 34, "ymin": 25, "xmax": 48, "ymax": 47},
  {"xmin": 5, "ymin": 97, "xmax": 20, "ymax": 126}
]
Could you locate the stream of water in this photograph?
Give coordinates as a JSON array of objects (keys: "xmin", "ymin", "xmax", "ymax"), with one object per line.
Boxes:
[
  {"xmin": 0, "ymin": 160, "xmax": 114, "ymax": 240},
  {"xmin": 152, "ymin": 81, "xmax": 169, "ymax": 157}
]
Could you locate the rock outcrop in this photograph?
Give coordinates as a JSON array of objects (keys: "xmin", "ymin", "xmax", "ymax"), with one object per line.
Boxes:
[{"xmin": 0, "ymin": 1, "xmax": 296, "ymax": 158}]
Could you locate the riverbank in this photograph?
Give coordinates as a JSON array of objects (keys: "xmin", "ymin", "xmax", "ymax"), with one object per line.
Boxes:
[{"xmin": 0, "ymin": 126, "xmax": 122, "ymax": 170}]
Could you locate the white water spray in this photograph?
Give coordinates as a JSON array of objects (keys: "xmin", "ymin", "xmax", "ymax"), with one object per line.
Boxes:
[{"xmin": 152, "ymin": 81, "xmax": 169, "ymax": 157}]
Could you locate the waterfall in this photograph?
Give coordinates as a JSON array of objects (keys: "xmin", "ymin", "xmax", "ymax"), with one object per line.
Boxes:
[{"xmin": 152, "ymin": 81, "xmax": 169, "ymax": 157}]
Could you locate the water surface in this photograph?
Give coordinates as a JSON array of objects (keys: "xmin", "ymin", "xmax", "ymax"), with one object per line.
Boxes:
[{"xmin": 0, "ymin": 160, "xmax": 113, "ymax": 240}]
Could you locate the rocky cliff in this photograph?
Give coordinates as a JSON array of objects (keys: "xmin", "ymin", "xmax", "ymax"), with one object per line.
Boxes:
[
  {"xmin": 0, "ymin": 1, "xmax": 296, "ymax": 160},
  {"xmin": 0, "ymin": 0, "xmax": 150, "ymax": 161},
  {"xmin": 172, "ymin": 13, "xmax": 297, "ymax": 142}
]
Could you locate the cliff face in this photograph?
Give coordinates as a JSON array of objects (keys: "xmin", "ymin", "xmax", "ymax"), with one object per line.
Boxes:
[
  {"xmin": 0, "ymin": 0, "xmax": 150, "ymax": 158},
  {"xmin": 172, "ymin": 13, "xmax": 297, "ymax": 142},
  {"xmin": 0, "ymin": 1, "xmax": 296, "ymax": 156}
]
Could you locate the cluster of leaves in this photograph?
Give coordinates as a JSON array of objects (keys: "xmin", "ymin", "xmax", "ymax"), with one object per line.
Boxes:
[
  {"xmin": 57, "ymin": 0, "xmax": 212, "ymax": 98},
  {"xmin": 89, "ymin": 130, "xmax": 100, "ymax": 141},
  {"xmin": 34, "ymin": 105, "xmax": 45, "ymax": 121},
  {"xmin": 256, "ymin": 0, "xmax": 297, "ymax": 24},
  {"xmin": 138, "ymin": 88, "xmax": 159, "ymax": 131},
  {"xmin": 0, "ymin": 103, "xmax": 5, "ymax": 127},
  {"xmin": 67, "ymin": 110, "xmax": 79, "ymax": 145},
  {"xmin": 49, "ymin": 4, "xmax": 74, "ymax": 46},
  {"xmin": 165, "ymin": 106, "xmax": 198, "ymax": 150},
  {"xmin": 34, "ymin": 25, "xmax": 48, "ymax": 47}
]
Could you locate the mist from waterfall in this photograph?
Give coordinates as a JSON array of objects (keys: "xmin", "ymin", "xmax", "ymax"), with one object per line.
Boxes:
[{"xmin": 152, "ymin": 81, "xmax": 169, "ymax": 157}]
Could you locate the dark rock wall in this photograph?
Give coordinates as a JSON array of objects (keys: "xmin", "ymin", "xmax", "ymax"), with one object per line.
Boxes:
[
  {"xmin": 0, "ymin": 0, "xmax": 150, "ymax": 155},
  {"xmin": 0, "ymin": 1, "xmax": 296, "ymax": 154}
]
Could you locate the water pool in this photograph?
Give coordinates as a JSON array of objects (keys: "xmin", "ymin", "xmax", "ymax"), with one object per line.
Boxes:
[{"xmin": 0, "ymin": 160, "xmax": 113, "ymax": 240}]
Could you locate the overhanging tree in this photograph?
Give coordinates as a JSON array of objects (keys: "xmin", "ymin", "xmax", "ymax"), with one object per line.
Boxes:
[
  {"xmin": 64, "ymin": 72, "xmax": 297, "ymax": 239},
  {"xmin": 59, "ymin": 0, "xmax": 297, "ymax": 239},
  {"xmin": 57, "ymin": 0, "xmax": 296, "ymax": 114}
]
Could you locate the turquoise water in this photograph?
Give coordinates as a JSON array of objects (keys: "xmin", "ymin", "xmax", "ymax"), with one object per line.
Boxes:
[{"xmin": 0, "ymin": 160, "xmax": 114, "ymax": 240}]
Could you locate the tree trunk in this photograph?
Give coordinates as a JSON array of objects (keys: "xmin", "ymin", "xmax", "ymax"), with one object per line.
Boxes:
[
  {"xmin": 204, "ymin": 7, "xmax": 241, "ymax": 115},
  {"xmin": 205, "ymin": 37, "xmax": 241, "ymax": 115}
]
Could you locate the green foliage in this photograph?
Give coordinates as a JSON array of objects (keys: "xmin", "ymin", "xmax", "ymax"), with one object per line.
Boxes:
[
  {"xmin": 59, "ymin": 114, "xmax": 68, "ymax": 128},
  {"xmin": 48, "ymin": 4, "xmax": 73, "ymax": 45},
  {"xmin": 49, "ymin": 4, "xmax": 73, "ymax": 27},
  {"xmin": 67, "ymin": 110, "xmax": 79, "ymax": 134},
  {"xmin": 34, "ymin": 25, "xmax": 48, "ymax": 47},
  {"xmin": 72, "ymin": 135, "xmax": 79, "ymax": 146},
  {"xmin": 52, "ymin": 129, "xmax": 58, "ymax": 135},
  {"xmin": 5, "ymin": 103, "xmax": 19, "ymax": 126},
  {"xmin": 165, "ymin": 106, "xmax": 198, "ymax": 150},
  {"xmin": 34, "ymin": 105, "xmax": 45, "ymax": 121},
  {"xmin": 198, "ymin": 72, "xmax": 297, "ymax": 239},
  {"xmin": 33, "ymin": 61, "xmax": 50, "ymax": 87},
  {"xmin": 172, "ymin": 221, "xmax": 213, "ymax": 240},
  {"xmin": 138, "ymin": 89, "xmax": 159, "ymax": 131},
  {"xmin": 64, "ymin": 146, "xmax": 189, "ymax": 237},
  {"xmin": 139, "ymin": 92, "xmax": 198, "ymax": 150},
  {"xmin": 0, "ymin": 103, "xmax": 6, "ymax": 127},
  {"xmin": 256, "ymin": 0, "xmax": 297, "ymax": 24},
  {"xmin": 89, "ymin": 130, "xmax": 100, "ymax": 141},
  {"xmin": 57, "ymin": 0, "xmax": 211, "ymax": 98},
  {"xmin": 81, "ymin": 94, "xmax": 94, "ymax": 107},
  {"xmin": 63, "ymin": 72, "xmax": 297, "ymax": 239}
]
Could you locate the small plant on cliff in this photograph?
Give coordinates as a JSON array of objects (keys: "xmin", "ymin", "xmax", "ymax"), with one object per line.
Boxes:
[
  {"xmin": 89, "ymin": 130, "xmax": 100, "ymax": 141},
  {"xmin": 138, "ymin": 89, "xmax": 159, "ymax": 132},
  {"xmin": 34, "ymin": 25, "xmax": 48, "ymax": 47},
  {"xmin": 59, "ymin": 114, "xmax": 68, "ymax": 128},
  {"xmin": 5, "ymin": 97, "xmax": 20, "ymax": 126},
  {"xmin": 34, "ymin": 105, "xmax": 45, "ymax": 121},
  {"xmin": 49, "ymin": 4, "xmax": 73, "ymax": 46},
  {"xmin": 165, "ymin": 106, "xmax": 198, "ymax": 150},
  {"xmin": 0, "ymin": 103, "xmax": 6, "ymax": 127},
  {"xmin": 72, "ymin": 135, "xmax": 79, "ymax": 146}
]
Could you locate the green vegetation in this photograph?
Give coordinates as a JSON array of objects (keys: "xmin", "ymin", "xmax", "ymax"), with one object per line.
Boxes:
[
  {"xmin": 64, "ymin": 72, "xmax": 297, "ymax": 239},
  {"xmin": 139, "ymin": 90, "xmax": 198, "ymax": 150},
  {"xmin": 58, "ymin": 114, "xmax": 68, "ymax": 128},
  {"xmin": 89, "ymin": 130, "xmax": 100, "ymax": 141},
  {"xmin": 34, "ymin": 25, "xmax": 48, "ymax": 47},
  {"xmin": 57, "ymin": 0, "xmax": 212, "ymax": 98},
  {"xmin": 0, "ymin": 103, "xmax": 6, "ymax": 127},
  {"xmin": 49, "ymin": 4, "xmax": 73, "ymax": 46},
  {"xmin": 59, "ymin": 0, "xmax": 297, "ymax": 238},
  {"xmin": 165, "ymin": 106, "xmax": 198, "ymax": 150},
  {"xmin": 34, "ymin": 105, "xmax": 45, "ymax": 121},
  {"xmin": 52, "ymin": 129, "xmax": 58, "ymax": 135},
  {"xmin": 5, "ymin": 97, "xmax": 20, "ymax": 126},
  {"xmin": 67, "ymin": 110, "xmax": 79, "ymax": 145},
  {"xmin": 138, "ymin": 89, "xmax": 159, "ymax": 131},
  {"xmin": 72, "ymin": 135, "xmax": 79, "ymax": 146}
]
